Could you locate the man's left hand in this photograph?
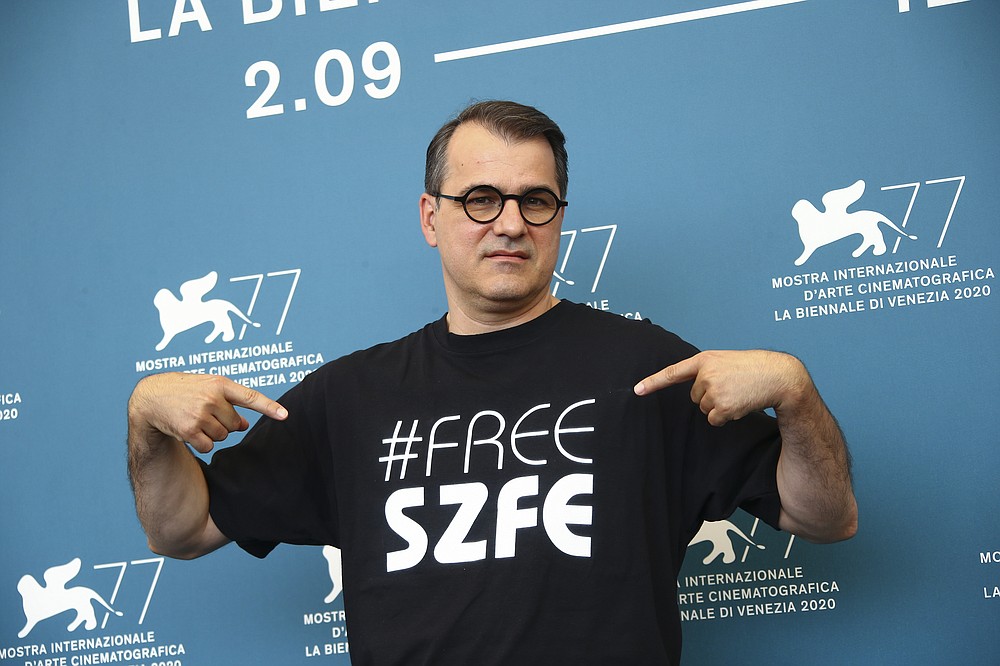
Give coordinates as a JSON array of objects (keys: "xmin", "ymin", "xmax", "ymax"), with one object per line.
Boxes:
[{"xmin": 633, "ymin": 349, "xmax": 808, "ymax": 425}]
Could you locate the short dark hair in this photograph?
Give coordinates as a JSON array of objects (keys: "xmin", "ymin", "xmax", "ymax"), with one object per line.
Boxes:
[{"xmin": 424, "ymin": 100, "xmax": 568, "ymax": 198}]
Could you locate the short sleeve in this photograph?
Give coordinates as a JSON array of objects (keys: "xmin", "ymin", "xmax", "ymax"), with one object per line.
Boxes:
[
  {"xmin": 638, "ymin": 326, "xmax": 783, "ymax": 544},
  {"xmin": 201, "ymin": 373, "xmax": 339, "ymax": 558},
  {"xmin": 674, "ymin": 397, "xmax": 782, "ymax": 542}
]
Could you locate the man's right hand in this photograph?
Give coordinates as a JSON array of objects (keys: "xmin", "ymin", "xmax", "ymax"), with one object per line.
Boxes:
[{"xmin": 128, "ymin": 373, "xmax": 287, "ymax": 453}]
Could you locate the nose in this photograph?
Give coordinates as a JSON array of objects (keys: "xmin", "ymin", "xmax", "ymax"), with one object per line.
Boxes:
[{"xmin": 490, "ymin": 198, "xmax": 527, "ymax": 237}]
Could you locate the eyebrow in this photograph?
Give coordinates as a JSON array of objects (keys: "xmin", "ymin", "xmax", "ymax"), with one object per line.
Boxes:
[{"xmin": 452, "ymin": 182, "xmax": 557, "ymax": 195}]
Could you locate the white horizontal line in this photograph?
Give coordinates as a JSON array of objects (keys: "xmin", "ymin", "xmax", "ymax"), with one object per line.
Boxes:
[{"xmin": 434, "ymin": 0, "xmax": 808, "ymax": 63}]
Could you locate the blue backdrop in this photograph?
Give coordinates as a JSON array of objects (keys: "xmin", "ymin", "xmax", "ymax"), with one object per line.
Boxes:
[{"xmin": 2, "ymin": 1, "xmax": 998, "ymax": 663}]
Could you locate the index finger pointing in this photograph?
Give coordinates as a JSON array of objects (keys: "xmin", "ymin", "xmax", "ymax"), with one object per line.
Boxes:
[
  {"xmin": 223, "ymin": 382, "xmax": 288, "ymax": 420},
  {"xmin": 633, "ymin": 355, "xmax": 701, "ymax": 396}
]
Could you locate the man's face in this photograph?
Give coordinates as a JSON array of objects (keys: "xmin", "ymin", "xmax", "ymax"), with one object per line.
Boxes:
[{"xmin": 419, "ymin": 123, "xmax": 564, "ymax": 323}]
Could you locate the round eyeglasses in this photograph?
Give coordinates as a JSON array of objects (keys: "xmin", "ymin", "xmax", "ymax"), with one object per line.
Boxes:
[{"xmin": 434, "ymin": 185, "xmax": 568, "ymax": 226}]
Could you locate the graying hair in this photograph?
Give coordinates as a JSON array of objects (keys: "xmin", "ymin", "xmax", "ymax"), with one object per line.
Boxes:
[{"xmin": 424, "ymin": 100, "xmax": 568, "ymax": 198}]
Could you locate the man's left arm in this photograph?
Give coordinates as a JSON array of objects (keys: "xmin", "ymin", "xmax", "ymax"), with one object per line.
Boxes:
[{"xmin": 634, "ymin": 350, "xmax": 858, "ymax": 543}]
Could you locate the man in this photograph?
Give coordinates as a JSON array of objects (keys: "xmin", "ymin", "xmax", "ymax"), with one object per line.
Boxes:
[{"xmin": 128, "ymin": 100, "xmax": 857, "ymax": 664}]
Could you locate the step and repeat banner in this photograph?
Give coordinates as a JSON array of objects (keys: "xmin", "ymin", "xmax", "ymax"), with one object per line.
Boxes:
[{"xmin": 1, "ymin": 1, "xmax": 997, "ymax": 664}]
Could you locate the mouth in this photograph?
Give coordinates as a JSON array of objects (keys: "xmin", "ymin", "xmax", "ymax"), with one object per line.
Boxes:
[{"xmin": 485, "ymin": 249, "xmax": 529, "ymax": 260}]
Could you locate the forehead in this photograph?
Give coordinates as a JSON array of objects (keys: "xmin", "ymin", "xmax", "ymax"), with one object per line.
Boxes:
[{"xmin": 444, "ymin": 123, "xmax": 558, "ymax": 190}]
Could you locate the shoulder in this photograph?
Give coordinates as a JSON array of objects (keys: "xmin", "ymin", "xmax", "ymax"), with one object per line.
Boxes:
[
  {"xmin": 338, "ymin": 322, "xmax": 433, "ymax": 366},
  {"xmin": 556, "ymin": 301, "xmax": 695, "ymax": 358},
  {"xmin": 278, "ymin": 321, "xmax": 436, "ymax": 400}
]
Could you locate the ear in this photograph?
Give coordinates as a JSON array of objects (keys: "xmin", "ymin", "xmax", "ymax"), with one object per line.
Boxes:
[{"xmin": 419, "ymin": 193, "xmax": 439, "ymax": 248}]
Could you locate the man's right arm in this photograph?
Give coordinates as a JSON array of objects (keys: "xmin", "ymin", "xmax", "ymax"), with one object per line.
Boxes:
[{"xmin": 126, "ymin": 373, "xmax": 287, "ymax": 559}]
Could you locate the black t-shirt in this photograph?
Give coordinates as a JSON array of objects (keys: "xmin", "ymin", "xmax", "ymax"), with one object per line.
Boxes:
[{"xmin": 204, "ymin": 301, "xmax": 781, "ymax": 665}]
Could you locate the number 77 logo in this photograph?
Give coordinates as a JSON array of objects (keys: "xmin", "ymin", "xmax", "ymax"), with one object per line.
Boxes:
[
  {"xmin": 229, "ymin": 269, "xmax": 301, "ymax": 340},
  {"xmin": 880, "ymin": 176, "xmax": 965, "ymax": 253},
  {"xmin": 552, "ymin": 225, "xmax": 618, "ymax": 297},
  {"xmin": 93, "ymin": 557, "xmax": 164, "ymax": 628}
]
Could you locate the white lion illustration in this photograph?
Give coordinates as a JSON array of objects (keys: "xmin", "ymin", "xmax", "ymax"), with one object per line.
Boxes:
[
  {"xmin": 791, "ymin": 179, "xmax": 917, "ymax": 266},
  {"xmin": 153, "ymin": 271, "xmax": 259, "ymax": 351},
  {"xmin": 688, "ymin": 520, "xmax": 765, "ymax": 565},
  {"xmin": 17, "ymin": 558, "xmax": 123, "ymax": 638}
]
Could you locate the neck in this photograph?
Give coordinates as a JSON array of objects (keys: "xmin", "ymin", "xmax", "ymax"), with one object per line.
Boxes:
[{"xmin": 446, "ymin": 294, "xmax": 559, "ymax": 335}]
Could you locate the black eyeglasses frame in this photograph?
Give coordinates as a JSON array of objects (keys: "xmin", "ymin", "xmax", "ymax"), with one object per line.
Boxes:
[{"xmin": 434, "ymin": 185, "xmax": 568, "ymax": 226}]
